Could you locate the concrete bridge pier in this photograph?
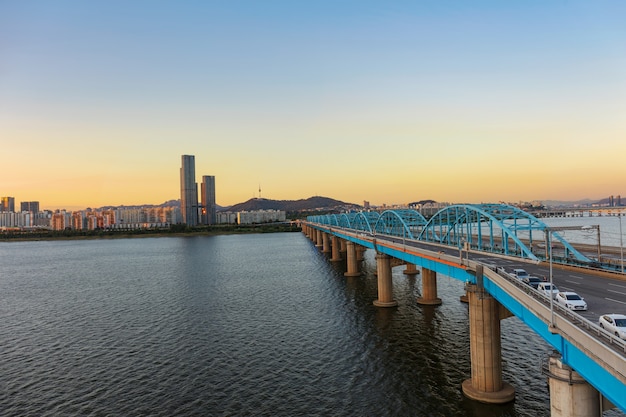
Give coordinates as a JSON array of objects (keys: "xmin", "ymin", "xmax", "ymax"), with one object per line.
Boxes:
[
  {"xmin": 339, "ymin": 239, "xmax": 347, "ymax": 256},
  {"xmin": 373, "ymin": 253, "xmax": 398, "ymax": 307},
  {"xmin": 322, "ymin": 232, "xmax": 331, "ymax": 253},
  {"xmin": 545, "ymin": 354, "xmax": 601, "ymax": 417},
  {"xmin": 356, "ymin": 245, "xmax": 366, "ymax": 261},
  {"xmin": 403, "ymin": 263, "xmax": 420, "ymax": 276},
  {"xmin": 416, "ymin": 268, "xmax": 442, "ymax": 306},
  {"xmin": 344, "ymin": 241, "xmax": 362, "ymax": 277},
  {"xmin": 330, "ymin": 236, "xmax": 342, "ymax": 261},
  {"xmin": 315, "ymin": 230, "xmax": 323, "ymax": 249},
  {"xmin": 462, "ymin": 284, "xmax": 515, "ymax": 404}
]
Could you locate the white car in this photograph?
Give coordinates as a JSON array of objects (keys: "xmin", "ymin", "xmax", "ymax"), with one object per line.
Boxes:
[
  {"xmin": 537, "ymin": 282, "xmax": 559, "ymax": 299},
  {"xmin": 598, "ymin": 314, "xmax": 626, "ymax": 340},
  {"xmin": 510, "ymin": 268, "xmax": 529, "ymax": 280},
  {"xmin": 555, "ymin": 292, "xmax": 587, "ymax": 311}
]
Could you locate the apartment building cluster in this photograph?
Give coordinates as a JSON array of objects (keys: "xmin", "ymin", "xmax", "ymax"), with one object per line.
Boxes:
[
  {"xmin": 0, "ymin": 197, "xmax": 48, "ymax": 229},
  {"xmin": 1, "ymin": 196, "xmax": 182, "ymax": 231},
  {"xmin": 215, "ymin": 209, "xmax": 286, "ymax": 225},
  {"xmin": 50, "ymin": 207, "xmax": 181, "ymax": 231}
]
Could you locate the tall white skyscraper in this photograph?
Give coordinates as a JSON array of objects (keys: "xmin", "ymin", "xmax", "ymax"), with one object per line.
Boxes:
[
  {"xmin": 201, "ymin": 175, "xmax": 216, "ymax": 225},
  {"xmin": 180, "ymin": 155, "xmax": 199, "ymax": 226}
]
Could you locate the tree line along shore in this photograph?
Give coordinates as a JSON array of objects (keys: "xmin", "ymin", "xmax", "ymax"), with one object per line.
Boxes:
[{"xmin": 0, "ymin": 223, "xmax": 301, "ymax": 242}]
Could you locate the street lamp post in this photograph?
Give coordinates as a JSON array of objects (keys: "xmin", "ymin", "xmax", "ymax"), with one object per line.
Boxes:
[
  {"xmin": 546, "ymin": 229, "xmax": 555, "ymax": 328},
  {"xmin": 617, "ymin": 212, "xmax": 624, "ymax": 274}
]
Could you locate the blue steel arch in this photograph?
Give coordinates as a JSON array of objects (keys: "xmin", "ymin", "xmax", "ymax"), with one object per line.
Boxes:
[
  {"xmin": 374, "ymin": 209, "xmax": 428, "ymax": 239},
  {"xmin": 339, "ymin": 213, "xmax": 356, "ymax": 228},
  {"xmin": 326, "ymin": 214, "xmax": 339, "ymax": 226},
  {"xmin": 418, "ymin": 204, "xmax": 589, "ymax": 262},
  {"xmin": 318, "ymin": 215, "xmax": 332, "ymax": 226},
  {"xmin": 352, "ymin": 212, "xmax": 380, "ymax": 234}
]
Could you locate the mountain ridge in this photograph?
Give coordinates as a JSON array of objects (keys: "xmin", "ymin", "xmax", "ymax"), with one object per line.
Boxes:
[{"xmin": 224, "ymin": 196, "xmax": 361, "ymax": 212}]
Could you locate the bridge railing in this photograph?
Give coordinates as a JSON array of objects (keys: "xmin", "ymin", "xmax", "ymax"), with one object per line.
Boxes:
[{"xmin": 478, "ymin": 261, "xmax": 626, "ymax": 385}]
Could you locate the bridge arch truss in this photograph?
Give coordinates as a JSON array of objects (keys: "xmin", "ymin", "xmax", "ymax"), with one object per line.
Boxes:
[
  {"xmin": 373, "ymin": 209, "xmax": 428, "ymax": 240},
  {"xmin": 417, "ymin": 204, "xmax": 589, "ymax": 262},
  {"xmin": 308, "ymin": 204, "xmax": 589, "ymax": 263}
]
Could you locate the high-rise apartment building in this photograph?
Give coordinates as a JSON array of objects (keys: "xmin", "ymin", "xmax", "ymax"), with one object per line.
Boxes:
[
  {"xmin": 1, "ymin": 197, "xmax": 15, "ymax": 212},
  {"xmin": 180, "ymin": 155, "xmax": 199, "ymax": 226},
  {"xmin": 21, "ymin": 201, "xmax": 40, "ymax": 213},
  {"xmin": 201, "ymin": 175, "xmax": 216, "ymax": 225}
]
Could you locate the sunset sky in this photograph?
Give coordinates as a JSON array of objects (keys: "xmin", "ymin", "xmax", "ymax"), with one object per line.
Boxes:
[{"xmin": 2, "ymin": 1, "xmax": 625, "ymax": 210}]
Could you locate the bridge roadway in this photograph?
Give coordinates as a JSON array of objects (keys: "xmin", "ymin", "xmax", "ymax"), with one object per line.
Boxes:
[{"xmin": 307, "ymin": 223, "xmax": 626, "ymax": 414}]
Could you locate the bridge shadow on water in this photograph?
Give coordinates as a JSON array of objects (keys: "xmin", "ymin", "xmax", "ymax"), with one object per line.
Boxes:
[{"xmin": 322, "ymin": 248, "xmax": 553, "ymax": 417}]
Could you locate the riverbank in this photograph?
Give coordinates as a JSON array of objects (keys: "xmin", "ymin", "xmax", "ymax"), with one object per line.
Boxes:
[{"xmin": 0, "ymin": 223, "xmax": 301, "ymax": 242}]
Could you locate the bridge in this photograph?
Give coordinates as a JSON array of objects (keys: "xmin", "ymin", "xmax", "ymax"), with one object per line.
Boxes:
[{"xmin": 303, "ymin": 203, "xmax": 626, "ymax": 417}]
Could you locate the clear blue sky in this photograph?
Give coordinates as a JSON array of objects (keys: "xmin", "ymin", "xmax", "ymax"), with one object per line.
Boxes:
[{"xmin": 2, "ymin": 1, "xmax": 625, "ymax": 209}]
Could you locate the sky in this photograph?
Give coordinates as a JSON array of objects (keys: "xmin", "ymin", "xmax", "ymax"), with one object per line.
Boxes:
[{"xmin": 1, "ymin": 1, "xmax": 625, "ymax": 210}]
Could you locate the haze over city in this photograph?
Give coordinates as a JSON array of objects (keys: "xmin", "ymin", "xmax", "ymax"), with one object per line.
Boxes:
[{"xmin": 2, "ymin": 1, "xmax": 625, "ymax": 211}]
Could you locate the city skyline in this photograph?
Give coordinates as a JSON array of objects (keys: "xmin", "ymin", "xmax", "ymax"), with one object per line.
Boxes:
[{"xmin": 2, "ymin": 1, "xmax": 626, "ymax": 210}]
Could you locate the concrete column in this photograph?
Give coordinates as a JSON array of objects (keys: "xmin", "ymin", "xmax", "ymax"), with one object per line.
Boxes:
[
  {"xmin": 546, "ymin": 354, "xmax": 601, "ymax": 417},
  {"xmin": 315, "ymin": 230, "xmax": 323, "ymax": 248},
  {"xmin": 340, "ymin": 239, "xmax": 347, "ymax": 255},
  {"xmin": 322, "ymin": 232, "xmax": 331, "ymax": 253},
  {"xmin": 403, "ymin": 263, "xmax": 420, "ymax": 276},
  {"xmin": 462, "ymin": 284, "xmax": 515, "ymax": 404},
  {"xmin": 344, "ymin": 241, "xmax": 361, "ymax": 277},
  {"xmin": 416, "ymin": 268, "xmax": 442, "ymax": 306},
  {"xmin": 330, "ymin": 236, "xmax": 342, "ymax": 261},
  {"xmin": 373, "ymin": 253, "xmax": 398, "ymax": 307},
  {"xmin": 356, "ymin": 245, "xmax": 365, "ymax": 261}
]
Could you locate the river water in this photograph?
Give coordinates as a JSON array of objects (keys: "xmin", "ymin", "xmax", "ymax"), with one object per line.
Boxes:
[{"xmin": 0, "ymin": 233, "xmax": 620, "ymax": 416}]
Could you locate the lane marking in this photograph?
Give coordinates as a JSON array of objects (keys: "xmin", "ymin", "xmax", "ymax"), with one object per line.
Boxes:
[
  {"xmin": 567, "ymin": 275, "xmax": 583, "ymax": 280},
  {"xmin": 607, "ymin": 289, "xmax": 626, "ymax": 296},
  {"xmin": 608, "ymin": 283, "xmax": 626, "ymax": 290},
  {"xmin": 606, "ymin": 297, "xmax": 626, "ymax": 305}
]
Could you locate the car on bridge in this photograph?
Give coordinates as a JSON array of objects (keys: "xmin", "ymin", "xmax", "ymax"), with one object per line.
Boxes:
[
  {"xmin": 522, "ymin": 276, "xmax": 543, "ymax": 289},
  {"xmin": 598, "ymin": 314, "xmax": 626, "ymax": 340},
  {"xmin": 555, "ymin": 291, "xmax": 587, "ymax": 311},
  {"xmin": 510, "ymin": 268, "xmax": 529, "ymax": 280},
  {"xmin": 537, "ymin": 282, "xmax": 559, "ymax": 299}
]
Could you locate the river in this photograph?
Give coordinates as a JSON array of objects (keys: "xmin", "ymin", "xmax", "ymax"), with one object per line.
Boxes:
[{"xmin": 0, "ymin": 233, "xmax": 621, "ymax": 416}]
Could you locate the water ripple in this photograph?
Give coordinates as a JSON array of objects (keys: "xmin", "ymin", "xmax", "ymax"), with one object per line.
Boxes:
[{"xmin": 1, "ymin": 235, "xmax": 621, "ymax": 417}]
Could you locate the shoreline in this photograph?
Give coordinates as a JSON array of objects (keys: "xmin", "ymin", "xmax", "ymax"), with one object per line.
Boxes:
[{"xmin": 0, "ymin": 224, "xmax": 301, "ymax": 242}]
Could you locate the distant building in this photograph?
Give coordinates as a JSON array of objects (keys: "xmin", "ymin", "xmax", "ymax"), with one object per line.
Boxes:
[
  {"xmin": 72, "ymin": 212, "xmax": 84, "ymax": 230},
  {"xmin": 201, "ymin": 175, "xmax": 216, "ymax": 225},
  {"xmin": 51, "ymin": 211, "xmax": 70, "ymax": 230},
  {"xmin": 0, "ymin": 211, "xmax": 31, "ymax": 228},
  {"xmin": 1, "ymin": 197, "xmax": 15, "ymax": 212},
  {"xmin": 20, "ymin": 201, "xmax": 40, "ymax": 213},
  {"xmin": 216, "ymin": 211, "xmax": 237, "ymax": 224},
  {"xmin": 236, "ymin": 209, "xmax": 286, "ymax": 225},
  {"xmin": 180, "ymin": 155, "xmax": 199, "ymax": 226}
]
